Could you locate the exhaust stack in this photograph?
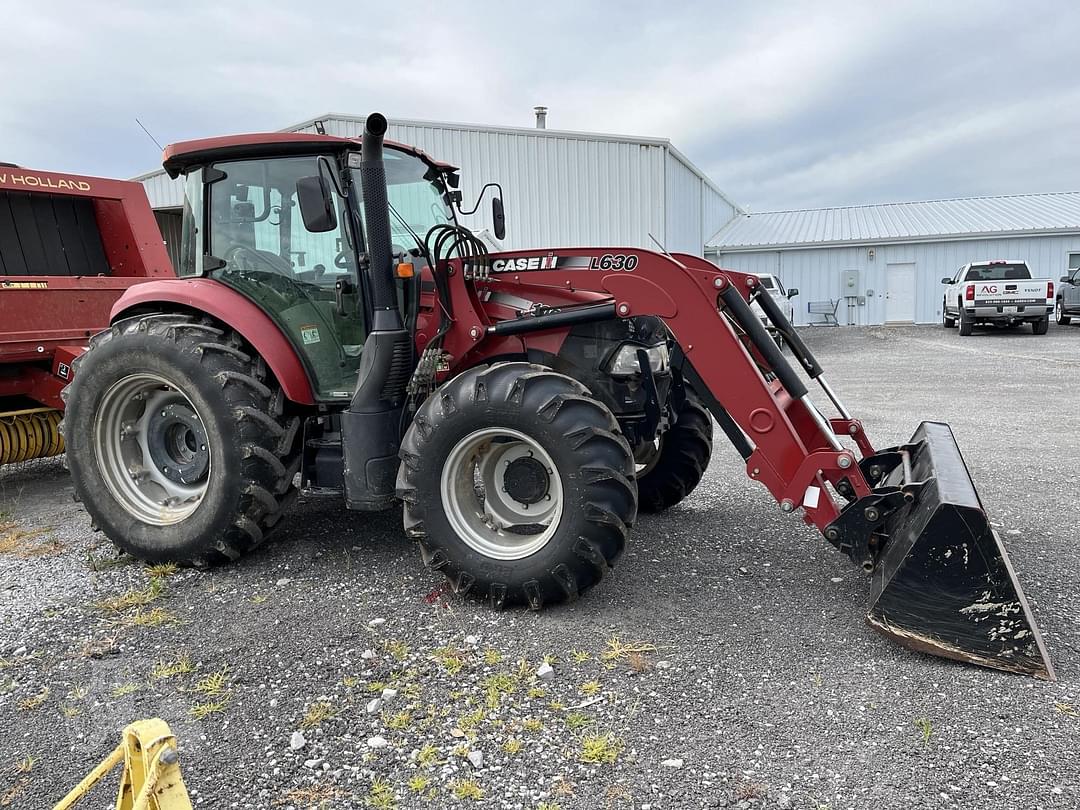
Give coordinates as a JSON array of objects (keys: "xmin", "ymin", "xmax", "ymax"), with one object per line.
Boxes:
[{"xmin": 534, "ymin": 106, "xmax": 548, "ymax": 129}]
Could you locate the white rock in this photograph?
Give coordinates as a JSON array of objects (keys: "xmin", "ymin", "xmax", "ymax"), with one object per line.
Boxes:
[
  {"xmin": 661, "ymin": 758, "xmax": 684, "ymax": 769},
  {"xmin": 289, "ymin": 731, "xmax": 306, "ymax": 750},
  {"xmin": 304, "ymin": 758, "xmax": 324, "ymax": 769},
  {"xmin": 269, "ymin": 698, "xmax": 278, "ymax": 708},
  {"xmin": 361, "ymin": 649, "xmax": 377, "ymax": 660},
  {"xmin": 366, "ymin": 698, "xmax": 382, "ymax": 715},
  {"xmin": 275, "ymin": 578, "xmax": 292, "ymax": 586},
  {"xmin": 536, "ymin": 662, "xmax": 555, "ymax": 680},
  {"xmin": 12, "ymin": 646, "xmax": 26, "ymax": 657},
  {"xmin": 655, "ymin": 661, "xmax": 672, "ymax": 670},
  {"xmin": 467, "ymin": 750, "xmax": 485, "ymax": 769},
  {"xmin": 830, "ymin": 577, "xmax": 843, "ymax": 583},
  {"xmin": 464, "ymin": 635, "xmax": 480, "ymax": 645},
  {"xmin": 367, "ymin": 736, "xmax": 388, "ymax": 748},
  {"xmin": 368, "ymin": 618, "xmax": 386, "ymax": 628},
  {"xmin": 381, "ymin": 687, "xmax": 398, "ymax": 702}
]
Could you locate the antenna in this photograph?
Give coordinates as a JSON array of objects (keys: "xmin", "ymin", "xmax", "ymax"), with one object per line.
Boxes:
[
  {"xmin": 647, "ymin": 232, "xmax": 673, "ymax": 258},
  {"xmin": 135, "ymin": 118, "xmax": 164, "ymax": 152}
]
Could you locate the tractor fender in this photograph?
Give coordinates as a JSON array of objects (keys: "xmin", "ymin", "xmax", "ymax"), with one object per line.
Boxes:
[{"xmin": 110, "ymin": 279, "xmax": 315, "ymax": 405}]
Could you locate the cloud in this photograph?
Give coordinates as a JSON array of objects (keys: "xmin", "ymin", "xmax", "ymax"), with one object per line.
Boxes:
[{"xmin": 2, "ymin": 0, "xmax": 1078, "ymax": 211}]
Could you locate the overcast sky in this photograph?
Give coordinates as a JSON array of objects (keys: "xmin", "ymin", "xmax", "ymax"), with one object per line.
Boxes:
[{"xmin": 3, "ymin": 1, "xmax": 1078, "ymax": 211}]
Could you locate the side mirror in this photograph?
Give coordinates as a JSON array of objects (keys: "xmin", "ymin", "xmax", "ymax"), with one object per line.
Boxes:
[
  {"xmin": 1061, "ymin": 275, "xmax": 1072, "ymax": 283},
  {"xmin": 786, "ymin": 288, "xmax": 799, "ymax": 298},
  {"xmin": 296, "ymin": 175, "xmax": 337, "ymax": 233},
  {"xmin": 941, "ymin": 277, "xmax": 952, "ymax": 284},
  {"xmin": 492, "ymin": 196, "xmax": 506, "ymax": 241}
]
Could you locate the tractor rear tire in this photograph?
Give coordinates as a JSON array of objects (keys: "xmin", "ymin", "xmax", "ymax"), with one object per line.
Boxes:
[
  {"xmin": 397, "ymin": 362, "xmax": 637, "ymax": 609},
  {"xmin": 635, "ymin": 390, "xmax": 713, "ymax": 513},
  {"xmin": 62, "ymin": 314, "xmax": 301, "ymax": 566}
]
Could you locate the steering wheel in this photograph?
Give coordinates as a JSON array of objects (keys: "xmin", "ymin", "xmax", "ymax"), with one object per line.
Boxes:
[{"xmin": 224, "ymin": 244, "xmax": 295, "ymax": 276}]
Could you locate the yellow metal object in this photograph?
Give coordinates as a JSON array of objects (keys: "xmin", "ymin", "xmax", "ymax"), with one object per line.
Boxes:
[
  {"xmin": 53, "ymin": 719, "xmax": 192, "ymax": 810},
  {"xmin": 0, "ymin": 407, "xmax": 64, "ymax": 464}
]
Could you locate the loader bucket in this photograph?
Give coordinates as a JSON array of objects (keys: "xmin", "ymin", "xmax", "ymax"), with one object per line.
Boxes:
[{"xmin": 867, "ymin": 422, "xmax": 1054, "ymax": 680}]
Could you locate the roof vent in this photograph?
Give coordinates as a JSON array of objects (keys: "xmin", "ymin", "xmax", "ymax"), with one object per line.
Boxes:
[{"xmin": 534, "ymin": 106, "xmax": 548, "ymax": 129}]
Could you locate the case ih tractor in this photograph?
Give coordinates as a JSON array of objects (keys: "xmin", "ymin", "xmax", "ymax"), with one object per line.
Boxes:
[
  {"xmin": 62, "ymin": 115, "xmax": 1052, "ymax": 678},
  {"xmin": 0, "ymin": 164, "xmax": 171, "ymax": 467}
]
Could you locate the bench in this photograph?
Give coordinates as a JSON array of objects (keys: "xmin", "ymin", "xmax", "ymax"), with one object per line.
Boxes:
[{"xmin": 807, "ymin": 299, "xmax": 840, "ymax": 326}]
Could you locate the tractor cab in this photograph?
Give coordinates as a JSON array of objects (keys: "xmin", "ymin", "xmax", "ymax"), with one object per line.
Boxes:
[{"xmin": 164, "ymin": 133, "xmax": 458, "ymax": 400}]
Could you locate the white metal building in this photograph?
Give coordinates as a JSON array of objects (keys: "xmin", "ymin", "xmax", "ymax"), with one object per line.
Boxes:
[
  {"xmin": 137, "ymin": 113, "xmax": 741, "ymax": 269},
  {"xmin": 706, "ymin": 193, "xmax": 1080, "ymax": 326}
]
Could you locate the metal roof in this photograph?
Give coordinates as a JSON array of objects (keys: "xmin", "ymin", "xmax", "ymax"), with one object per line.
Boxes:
[{"xmin": 707, "ymin": 191, "xmax": 1080, "ymax": 252}]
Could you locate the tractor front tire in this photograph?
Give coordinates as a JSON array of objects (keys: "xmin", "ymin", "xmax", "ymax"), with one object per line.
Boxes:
[
  {"xmin": 62, "ymin": 314, "xmax": 300, "ymax": 566},
  {"xmin": 635, "ymin": 390, "xmax": 713, "ymax": 513},
  {"xmin": 397, "ymin": 362, "xmax": 637, "ymax": 609}
]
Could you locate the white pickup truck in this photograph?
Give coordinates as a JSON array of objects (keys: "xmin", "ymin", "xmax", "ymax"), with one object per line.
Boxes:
[
  {"xmin": 750, "ymin": 273, "xmax": 799, "ymax": 347},
  {"xmin": 941, "ymin": 260, "xmax": 1054, "ymax": 336}
]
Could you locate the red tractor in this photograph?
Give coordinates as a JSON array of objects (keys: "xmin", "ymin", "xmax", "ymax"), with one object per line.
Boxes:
[
  {"xmin": 62, "ymin": 115, "xmax": 1052, "ymax": 678},
  {"xmin": 0, "ymin": 164, "xmax": 171, "ymax": 466}
]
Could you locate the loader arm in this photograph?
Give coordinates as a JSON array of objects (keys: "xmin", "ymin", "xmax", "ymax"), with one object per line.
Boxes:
[{"xmin": 434, "ymin": 246, "xmax": 1054, "ymax": 679}]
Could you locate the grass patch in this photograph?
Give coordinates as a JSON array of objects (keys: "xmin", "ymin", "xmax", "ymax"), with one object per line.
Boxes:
[
  {"xmin": 450, "ymin": 779, "xmax": 483, "ymax": 801},
  {"xmin": 482, "ymin": 648, "xmax": 503, "ymax": 665},
  {"xmin": 17, "ymin": 688, "xmax": 49, "ymax": 711},
  {"xmin": 579, "ymin": 733, "xmax": 622, "ymax": 764},
  {"xmin": 97, "ymin": 577, "xmax": 165, "ymax": 613},
  {"xmin": 522, "ymin": 717, "xmax": 543, "ymax": 733},
  {"xmin": 385, "ymin": 639, "xmax": 409, "ymax": 662},
  {"xmin": 502, "ymin": 738, "xmax": 523, "ymax": 755},
  {"xmin": 131, "ymin": 607, "xmax": 179, "ymax": 627},
  {"xmin": 407, "ymin": 773, "xmax": 431, "ymax": 793},
  {"xmin": 145, "ymin": 562, "xmax": 179, "ymax": 578},
  {"xmin": 527, "ymin": 686, "xmax": 546, "ymax": 699},
  {"xmin": 194, "ymin": 667, "xmax": 228, "ymax": 696},
  {"xmin": 365, "ymin": 778, "xmax": 396, "ymax": 809},
  {"xmin": 579, "ymin": 680, "xmax": 601, "ymax": 696},
  {"xmin": 61, "ymin": 705, "xmax": 81, "ymax": 718},
  {"xmin": 190, "ymin": 696, "xmax": 229, "ymax": 720},
  {"xmin": 1055, "ymin": 702, "xmax": 1078, "ymax": 718},
  {"xmin": 385, "ymin": 710, "xmax": 411, "ymax": 730},
  {"xmin": 0, "ymin": 523, "xmax": 60, "ymax": 558},
  {"xmin": 110, "ymin": 683, "xmax": 141, "ymax": 698},
  {"xmin": 278, "ymin": 785, "xmax": 342, "ymax": 806},
  {"xmin": 416, "ymin": 743, "xmax": 442, "ymax": 767},
  {"xmin": 914, "ymin": 717, "xmax": 933, "ymax": 744},
  {"xmin": 570, "ymin": 649, "xmax": 592, "ymax": 663},
  {"xmin": 67, "ymin": 684, "xmax": 88, "ymax": 700},
  {"xmin": 564, "ymin": 712, "xmax": 591, "ymax": 731},
  {"xmin": 432, "ymin": 647, "xmax": 465, "ymax": 675},
  {"xmin": 152, "ymin": 655, "xmax": 195, "ymax": 680},
  {"xmin": 600, "ymin": 636, "xmax": 656, "ymax": 663},
  {"xmin": 457, "ymin": 707, "xmax": 485, "ymax": 731},
  {"xmin": 14, "ymin": 756, "xmax": 35, "ymax": 774},
  {"xmin": 301, "ymin": 701, "xmax": 336, "ymax": 729}
]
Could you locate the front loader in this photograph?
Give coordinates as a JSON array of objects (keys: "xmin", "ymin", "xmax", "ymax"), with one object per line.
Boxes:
[{"xmin": 62, "ymin": 114, "xmax": 1053, "ymax": 679}]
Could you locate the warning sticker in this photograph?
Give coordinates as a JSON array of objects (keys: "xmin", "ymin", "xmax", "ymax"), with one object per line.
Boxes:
[{"xmin": 300, "ymin": 325, "xmax": 321, "ymax": 345}]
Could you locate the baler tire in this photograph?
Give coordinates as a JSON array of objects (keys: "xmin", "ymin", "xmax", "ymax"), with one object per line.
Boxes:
[
  {"xmin": 635, "ymin": 390, "xmax": 713, "ymax": 513},
  {"xmin": 1032, "ymin": 317, "xmax": 1049, "ymax": 335},
  {"xmin": 397, "ymin": 362, "xmax": 637, "ymax": 610},
  {"xmin": 958, "ymin": 303, "xmax": 973, "ymax": 336},
  {"xmin": 1055, "ymin": 300, "xmax": 1071, "ymax": 325},
  {"xmin": 62, "ymin": 313, "xmax": 300, "ymax": 566}
]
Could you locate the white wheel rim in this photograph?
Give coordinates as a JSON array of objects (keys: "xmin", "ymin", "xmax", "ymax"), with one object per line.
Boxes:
[
  {"xmin": 439, "ymin": 427, "xmax": 563, "ymax": 561},
  {"xmin": 94, "ymin": 373, "xmax": 209, "ymax": 526}
]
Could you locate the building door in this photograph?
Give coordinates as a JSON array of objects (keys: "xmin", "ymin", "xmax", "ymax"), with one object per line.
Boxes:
[{"xmin": 885, "ymin": 263, "xmax": 916, "ymax": 322}]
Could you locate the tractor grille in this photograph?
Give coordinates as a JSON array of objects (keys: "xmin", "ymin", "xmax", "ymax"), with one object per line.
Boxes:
[{"xmin": 380, "ymin": 338, "xmax": 413, "ymax": 403}]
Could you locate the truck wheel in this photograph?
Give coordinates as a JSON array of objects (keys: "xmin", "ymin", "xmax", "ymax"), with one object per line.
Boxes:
[
  {"xmin": 1032, "ymin": 317, "xmax": 1049, "ymax": 335},
  {"xmin": 397, "ymin": 362, "xmax": 636, "ymax": 609},
  {"xmin": 942, "ymin": 302, "xmax": 956, "ymax": 328},
  {"xmin": 62, "ymin": 314, "xmax": 301, "ymax": 566},
  {"xmin": 958, "ymin": 304, "xmax": 973, "ymax": 336},
  {"xmin": 1056, "ymin": 300, "xmax": 1071, "ymax": 325},
  {"xmin": 635, "ymin": 390, "xmax": 713, "ymax": 513}
]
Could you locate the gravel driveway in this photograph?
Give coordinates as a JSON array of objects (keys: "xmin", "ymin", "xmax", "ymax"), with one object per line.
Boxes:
[{"xmin": 1, "ymin": 324, "xmax": 1077, "ymax": 810}]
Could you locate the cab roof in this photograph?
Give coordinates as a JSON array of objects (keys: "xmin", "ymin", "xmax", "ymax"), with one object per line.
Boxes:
[{"xmin": 161, "ymin": 132, "xmax": 457, "ymax": 179}]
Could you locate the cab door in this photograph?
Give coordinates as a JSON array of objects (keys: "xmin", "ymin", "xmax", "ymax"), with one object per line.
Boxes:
[{"xmin": 204, "ymin": 155, "xmax": 366, "ymax": 400}]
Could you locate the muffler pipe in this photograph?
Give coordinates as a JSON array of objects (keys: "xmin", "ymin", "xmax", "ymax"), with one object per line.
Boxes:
[{"xmin": 358, "ymin": 112, "xmax": 401, "ymax": 329}]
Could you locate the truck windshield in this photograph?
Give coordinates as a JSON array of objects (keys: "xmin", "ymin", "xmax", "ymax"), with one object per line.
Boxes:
[
  {"xmin": 349, "ymin": 150, "xmax": 453, "ymax": 250},
  {"xmin": 964, "ymin": 263, "xmax": 1031, "ymax": 281}
]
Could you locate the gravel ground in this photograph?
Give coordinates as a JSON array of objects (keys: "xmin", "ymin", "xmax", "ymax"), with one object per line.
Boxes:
[{"xmin": 1, "ymin": 323, "xmax": 1078, "ymax": 810}]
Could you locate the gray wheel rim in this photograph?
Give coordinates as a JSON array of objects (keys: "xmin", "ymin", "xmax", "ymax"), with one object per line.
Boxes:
[
  {"xmin": 1056, "ymin": 301, "xmax": 1063, "ymax": 321},
  {"xmin": 94, "ymin": 373, "xmax": 209, "ymax": 526},
  {"xmin": 439, "ymin": 427, "xmax": 563, "ymax": 561}
]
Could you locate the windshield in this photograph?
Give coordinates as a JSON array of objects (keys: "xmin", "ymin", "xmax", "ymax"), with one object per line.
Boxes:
[
  {"xmin": 349, "ymin": 149, "xmax": 453, "ymax": 250},
  {"xmin": 964, "ymin": 263, "xmax": 1031, "ymax": 281}
]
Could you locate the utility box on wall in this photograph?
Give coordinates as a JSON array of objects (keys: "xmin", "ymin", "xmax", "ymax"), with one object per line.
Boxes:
[{"xmin": 841, "ymin": 269, "xmax": 860, "ymax": 295}]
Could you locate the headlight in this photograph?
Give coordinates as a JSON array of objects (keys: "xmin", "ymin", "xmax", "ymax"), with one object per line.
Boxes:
[{"xmin": 607, "ymin": 342, "xmax": 670, "ymax": 377}]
